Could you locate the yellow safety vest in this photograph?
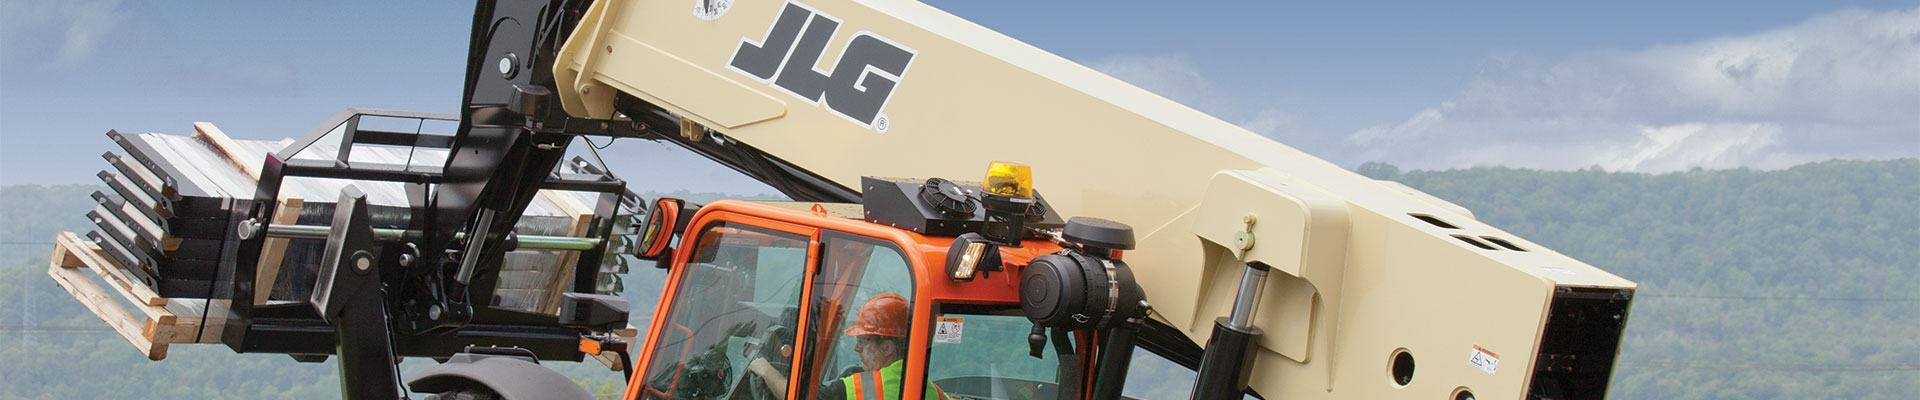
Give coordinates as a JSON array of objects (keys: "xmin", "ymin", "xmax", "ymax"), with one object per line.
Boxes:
[{"xmin": 842, "ymin": 360, "xmax": 945, "ymax": 400}]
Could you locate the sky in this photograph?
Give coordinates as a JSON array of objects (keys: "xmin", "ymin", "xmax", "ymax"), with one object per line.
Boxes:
[{"xmin": 1, "ymin": 0, "xmax": 1915, "ymax": 195}]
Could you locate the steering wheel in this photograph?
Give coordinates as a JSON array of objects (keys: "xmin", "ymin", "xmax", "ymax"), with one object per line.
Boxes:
[{"xmin": 733, "ymin": 325, "xmax": 792, "ymax": 400}]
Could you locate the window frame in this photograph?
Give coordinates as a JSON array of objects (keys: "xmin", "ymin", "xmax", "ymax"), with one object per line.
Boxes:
[
  {"xmin": 794, "ymin": 230, "xmax": 919, "ymax": 400},
  {"xmin": 632, "ymin": 212, "xmax": 820, "ymax": 400}
]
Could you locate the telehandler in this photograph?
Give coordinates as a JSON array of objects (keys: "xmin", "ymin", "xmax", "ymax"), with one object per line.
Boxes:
[{"xmin": 46, "ymin": 1, "xmax": 1635, "ymax": 399}]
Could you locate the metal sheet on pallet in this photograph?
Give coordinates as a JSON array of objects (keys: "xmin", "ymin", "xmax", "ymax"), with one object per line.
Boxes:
[
  {"xmin": 86, "ymin": 231, "xmax": 153, "ymax": 284},
  {"xmin": 98, "ymin": 170, "xmax": 168, "ymax": 219},
  {"xmin": 112, "ymin": 130, "xmax": 591, "ymax": 223},
  {"xmin": 109, "ymin": 130, "xmax": 197, "ymax": 200},
  {"xmin": 103, "ymin": 152, "xmax": 172, "ymax": 203},
  {"xmin": 148, "ymin": 134, "xmax": 255, "ymax": 199},
  {"xmin": 91, "ymin": 192, "xmax": 166, "ymax": 247},
  {"xmin": 88, "ymin": 209, "xmax": 157, "ymax": 259}
]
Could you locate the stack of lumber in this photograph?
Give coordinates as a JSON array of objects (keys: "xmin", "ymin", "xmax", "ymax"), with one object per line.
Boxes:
[{"xmin": 54, "ymin": 120, "xmax": 613, "ymax": 359}]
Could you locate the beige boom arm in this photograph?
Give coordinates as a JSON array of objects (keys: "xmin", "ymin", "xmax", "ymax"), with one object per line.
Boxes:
[{"xmin": 555, "ymin": 0, "xmax": 1635, "ymax": 398}]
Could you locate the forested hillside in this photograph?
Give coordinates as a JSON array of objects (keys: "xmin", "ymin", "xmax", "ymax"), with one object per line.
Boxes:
[{"xmin": 1, "ymin": 159, "xmax": 1914, "ymax": 399}]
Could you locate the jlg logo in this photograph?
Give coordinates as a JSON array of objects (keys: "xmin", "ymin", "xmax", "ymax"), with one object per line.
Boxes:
[{"xmin": 729, "ymin": 2, "xmax": 915, "ymax": 132}]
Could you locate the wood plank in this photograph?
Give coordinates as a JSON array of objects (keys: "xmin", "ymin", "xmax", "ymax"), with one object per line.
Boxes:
[
  {"xmin": 142, "ymin": 313, "xmax": 180, "ymax": 343},
  {"xmin": 194, "ymin": 300, "xmax": 231, "ymax": 344},
  {"xmin": 193, "ymin": 122, "xmax": 261, "ymax": 180},
  {"xmin": 195, "ymin": 122, "xmax": 299, "ymax": 308},
  {"xmin": 254, "ymin": 197, "xmax": 304, "ymax": 305},
  {"xmin": 55, "ymin": 232, "xmax": 167, "ymax": 307},
  {"xmin": 48, "ymin": 232, "xmax": 210, "ymax": 353},
  {"xmin": 56, "ymin": 232, "xmax": 189, "ymax": 339},
  {"xmin": 47, "ymin": 244, "xmax": 169, "ymax": 360},
  {"xmin": 50, "ymin": 236, "xmax": 84, "ymax": 269},
  {"xmin": 162, "ymin": 299, "xmax": 231, "ymax": 344},
  {"xmin": 536, "ymin": 190, "xmax": 595, "ymax": 314}
]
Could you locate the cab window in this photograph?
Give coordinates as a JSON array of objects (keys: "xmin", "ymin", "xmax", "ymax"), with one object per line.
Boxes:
[
  {"xmin": 800, "ymin": 232, "xmax": 916, "ymax": 400},
  {"xmin": 923, "ymin": 308, "xmax": 1262, "ymax": 400},
  {"xmin": 639, "ymin": 222, "xmax": 811, "ymax": 400},
  {"xmin": 924, "ymin": 305, "xmax": 1062, "ymax": 400},
  {"xmin": 1121, "ymin": 343, "xmax": 1261, "ymax": 399}
]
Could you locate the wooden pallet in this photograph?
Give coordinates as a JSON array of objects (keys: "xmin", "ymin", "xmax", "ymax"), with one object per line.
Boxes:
[{"xmin": 46, "ymin": 232, "xmax": 222, "ymax": 360}]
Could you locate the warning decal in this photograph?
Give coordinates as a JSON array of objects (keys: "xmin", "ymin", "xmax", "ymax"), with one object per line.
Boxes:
[
  {"xmin": 1468, "ymin": 344, "xmax": 1501, "ymax": 375},
  {"xmin": 933, "ymin": 317, "xmax": 965, "ymax": 344}
]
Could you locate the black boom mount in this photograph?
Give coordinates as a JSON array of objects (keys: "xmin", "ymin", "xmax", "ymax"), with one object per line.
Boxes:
[{"xmin": 215, "ymin": 1, "xmax": 650, "ymax": 398}]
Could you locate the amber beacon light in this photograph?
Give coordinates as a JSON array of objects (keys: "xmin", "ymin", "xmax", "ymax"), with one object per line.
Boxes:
[{"xmin": 984, "ymin": 161, "xmax": 1034, "ymax": 198}]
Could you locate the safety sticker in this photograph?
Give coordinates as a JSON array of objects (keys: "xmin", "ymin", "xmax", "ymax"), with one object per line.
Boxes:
[
  {"xmin": 692, "ymin": 0, "xmax": 733, "ymax": 21},
  {"xmin": 1468, "ymin": 344, "xmax": 1501, "ymax": 375},
  {"xmin": 933, "ymin": 317, "xmax": 965, "ymax": 344}
]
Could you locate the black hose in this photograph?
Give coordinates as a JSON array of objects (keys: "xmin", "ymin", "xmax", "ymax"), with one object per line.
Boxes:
[
  {"xmin": 618, "ymin": 348, "xmax": 634, "ymax": 382},
  {"xmin": 1090, "ymin": 323, "xmax": 1141, "ymax": 400},
  {"xmin": 1051, "ymin": 328, "xmax": 1082, "ymax": 400}
]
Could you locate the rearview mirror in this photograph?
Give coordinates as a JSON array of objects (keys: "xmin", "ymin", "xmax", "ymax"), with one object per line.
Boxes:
[{"xmin": 634, "ymin": 198, "xmax": 686, "ymax": 263}]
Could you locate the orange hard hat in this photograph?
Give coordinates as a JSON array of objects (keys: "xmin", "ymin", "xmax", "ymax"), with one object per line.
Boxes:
[{"xmin": 843, "ymin": 293, "xmax": 910, "ymax": 338}]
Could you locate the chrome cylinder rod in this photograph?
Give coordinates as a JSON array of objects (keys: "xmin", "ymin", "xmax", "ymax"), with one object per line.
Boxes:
[
  {"xmin": 454, "ymin": 208, "xmax": 498, "ymax": 284},
  {"xmin": 262, "ymin": 224, "xmax": 601, "ymax": 251},
  {"xmin": 1226, "ymin": 262, "xmax": 1271, "ymax": 329}
]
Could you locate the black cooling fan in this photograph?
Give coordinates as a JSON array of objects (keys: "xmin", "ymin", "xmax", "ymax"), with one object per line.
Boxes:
[{"xmin": 918, "ymin": 178, "xmax": 980, "ymax": 218}]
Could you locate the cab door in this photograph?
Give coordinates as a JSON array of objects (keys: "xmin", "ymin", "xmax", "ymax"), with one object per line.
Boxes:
[
  {"xmin": 795, "ymin": 231, "xmax": 922, "ymax": 400},
  {"xmin": 631, "ymin": 214, "xmax": 817, "ymax": 400}
]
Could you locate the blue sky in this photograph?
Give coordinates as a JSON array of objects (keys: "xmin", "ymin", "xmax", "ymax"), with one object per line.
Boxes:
[{"xmin": 2, "ymin": 0, "xmax": 1915, "ymax": 194}]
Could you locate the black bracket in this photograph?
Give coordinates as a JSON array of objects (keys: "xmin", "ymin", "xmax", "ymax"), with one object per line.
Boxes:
[{"xmin": 311, "ymin": 186, "xmax": 402, "ymax": 400}]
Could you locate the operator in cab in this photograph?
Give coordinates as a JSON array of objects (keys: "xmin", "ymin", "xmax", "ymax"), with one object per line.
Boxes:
[{"xmin": 747, "ymin": 293, "xmax": 945, "ymax": 400}]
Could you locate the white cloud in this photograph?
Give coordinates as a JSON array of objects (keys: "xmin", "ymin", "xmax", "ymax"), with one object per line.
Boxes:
[
  {"xmin": 1346, "ymin": 7, "xmax": 1920, "ymax": 172},
  {"xmin": 1601, "ymin": 123, "xmax": 1782, "ymax": 172}
]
